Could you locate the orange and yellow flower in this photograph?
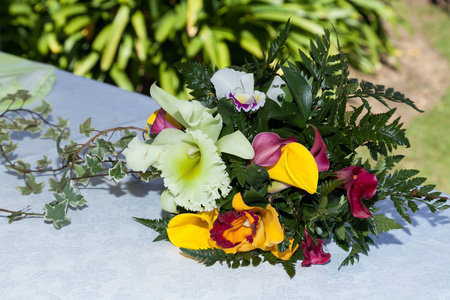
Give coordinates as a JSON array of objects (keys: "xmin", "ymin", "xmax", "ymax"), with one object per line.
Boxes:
[{"xmin": 167, "ymin": 192, "xmax": 298, "ymax": 260}]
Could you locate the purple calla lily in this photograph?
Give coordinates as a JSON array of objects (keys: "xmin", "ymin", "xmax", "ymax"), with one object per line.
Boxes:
[
  {"xmin": 150, "ymin": 109, "xmax": 179, "ymax": 134},
  {"xmin": 301, "ymin": 228, "xmax": 331, "ymax": 267},
  {"xmin": 251, "ymin": 132, "xmax": 298, "ymax": 167},
  {"xmin": 310, "ymin": 126, "xmax": 329, "ymax": 172},
  {"xmin": 336, "ymin": 166, "xmax": 378, "ymax": 219}
]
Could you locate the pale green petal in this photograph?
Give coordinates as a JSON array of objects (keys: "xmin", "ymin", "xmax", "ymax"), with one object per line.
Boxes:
[
  {"xmin": 150, "ymin": 83, "xmax": 189, "ymax": 128},
  {"xmin": 123, "ymin": 129, "xmax": 185, "ymax": 173},
  {"xmin": 216, "ymin": 130, "xmax": 254, "ymax": 159},
  {"xmin": 161, "ymin": 189, "xmax": 179, "ymax": 213},
  {"xmin": 152, "ymin": 128, "xmax": 186, "ymax": 145},
  {"xmin": 122, "ymin": 137, "xmax": 163, "ymax": 173},
  {"xmin": 175, "ymin": 100, "xmax": 222, "ymax": 142},
  {"xmin": 158, "ymin": 129, "xmax": 231, "ymax": 211},
  {"xmin": 150, "ymin": 83, "xmax": 223, "ymax": 142}
]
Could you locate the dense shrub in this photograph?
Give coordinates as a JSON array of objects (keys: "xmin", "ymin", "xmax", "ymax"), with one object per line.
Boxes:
[{"xmin": 0, "ymin": 0, "xmax": 408, "ymax": 97}]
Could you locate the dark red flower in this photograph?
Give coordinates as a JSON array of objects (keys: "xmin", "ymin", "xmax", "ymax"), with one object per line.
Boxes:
[
  {"xmin": 301, "ymin": 228, "xmax": 331, "ymax": 267},
  {"xmin": 310, "ymin": 126, "xmax": 329, "ymax": 172},
  {"xmin": 336, "ymin": 166, "xmax": 378, "ymax": 218}
]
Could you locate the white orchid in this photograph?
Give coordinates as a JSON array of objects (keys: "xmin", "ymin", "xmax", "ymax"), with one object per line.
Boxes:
[
  {"xmin": 123, "ymin": 84, "xmax": 254, "ymax": 213},
  {"xmin": 210, "ymin": 68, "xmax": 266, "ymax": 112}
]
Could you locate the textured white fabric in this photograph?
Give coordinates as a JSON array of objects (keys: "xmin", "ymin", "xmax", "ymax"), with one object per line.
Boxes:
[{"xmin": 1, "ymin": 69, "xmax": 450, "ymax": 299}]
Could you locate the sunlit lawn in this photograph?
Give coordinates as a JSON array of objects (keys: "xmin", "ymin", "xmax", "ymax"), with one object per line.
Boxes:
[{"xmin": 393, "ymin": 4, "xmax": 450, "ymax": 193}]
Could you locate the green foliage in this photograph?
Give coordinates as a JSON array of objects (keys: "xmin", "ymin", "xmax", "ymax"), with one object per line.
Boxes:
[
  {"xmin": 1, "ymin": 0, "xmax": 408, "ymax": 96},
  {"xmin": 134, "ymin": 217, "xmax": 171, "ymax": 242},
  {"xmin": 0, "ymin": 90, "xmax": 146, "ymax": 228}
]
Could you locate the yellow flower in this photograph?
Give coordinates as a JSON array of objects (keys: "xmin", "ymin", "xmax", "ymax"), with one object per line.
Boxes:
[
  {"xmin": 167, "ymin": 193, "xmax": 299, "ymax": 260},
  {"xmin": 265, "ymin": 142, "xmax": 318, "ymax": 194}
]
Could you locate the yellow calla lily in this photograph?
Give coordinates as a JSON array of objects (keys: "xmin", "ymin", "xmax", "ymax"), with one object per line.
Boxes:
[
  {"xmin": 265, "ymin": 143, "xmax": 318, "ymax": 194},
  {"xmin": 167, "ymin": 210, "xmax": 218, "ymax": 249}
]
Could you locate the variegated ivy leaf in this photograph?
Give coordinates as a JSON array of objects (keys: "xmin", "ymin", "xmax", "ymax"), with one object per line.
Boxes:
[
  {"xmin": 40, "ymin": 127, "xmax": 61, "ymax": 140},
  {"xmin": 79, "ymin": 117, "xmax": 96, "ymax": 137},
  {"xmin": 84, "ymin": 155, "xmax": 105, "ymax": 174},
  {"xmin": 7, "ymin": 160, "xmax": 31, "ymax": 175},
  {"xmin": 53, "ymin": 182, "xmax": 87, "ymax": 209},
  {"xmin": 113, "ymin": 129, "xmax": 137, "ymax": 148},
  {"xmin": 72, "ymin": 164, "xmax": 90, "ymax": 186},
  {"xmin": 0, "ymin": 141, "xmax": 17, "ymax": 155},
  {"xmin": 108, "ymin": 161, "xmax": 127, "ymax": 182},
  {"xmin": 44, "ymin": 201, "xmax": 71, "ymax": 230},
  {"xmin": 91, "ymin": 139, "xmax": 115, "ymax": 160},
  {"xmin": 57, "ymin": 116, "xmax": 69, "ymax": 129},
  {"xmin": 36, "ymin": 155, "xmax": 52, "ymax": 169},
  {"xmin": 48, "ymin": 175, "xmax": 70, "ymax": 193},
  {"xmin": 0, "ymin": 131, "xmax": 10, "ymax": 143},
  {"xmin": 33, "ymin": 100, "xmax": 52, "ymax": 118},
  {"xmin": 16, "ymin": 174, "xmax": 45, "ymax": 195}
]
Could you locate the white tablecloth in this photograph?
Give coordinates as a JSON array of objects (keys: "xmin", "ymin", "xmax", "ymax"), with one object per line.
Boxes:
[{"xmin": 1, "ymin": 68, "xmax": 450, "ymax": 300}]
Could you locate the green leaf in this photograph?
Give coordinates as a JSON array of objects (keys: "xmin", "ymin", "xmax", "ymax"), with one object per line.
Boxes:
[
  {"xmin": 7, "ymin": 213, "xmax": 24, "ymax": 223},
  {"xmin": 280, "ymin": 64, "xmax": 312, "ymax": 123},
  {"xmin": 113, "ymin": 129, "xmax": 137, "ymax": 148},
  {"xmin": 91, "ymin": 139, "xmax": 115, "ymax": 160},
  {"xmin": 84, "ymin": 155, "xmax": 105, "ymax": 174},
  {"xmin": 44, "ymin": 200, "xmax": 71, "ymax": 230},
  {"xmin": 79, "ymin": 118, "xmax": 96, "ymax": 137},
  {"xmin": 16, "ymin": 174, "xmax": 45, "ymax": 195},
  {"xmin": 53, "ymin": 182, "xmax": 87, "ymax": 208},
  {"xmin": 33, "ymin": 100, "xmax": 52, "ymax": 118},
  {"xmin": 108, "ymin": 161, "xmax": 127, "ymax": 182},
  {"xmin": 36, "ymin": 155, "xmax": 52, "ymax": 169},
  {"xmin": 134, "ymin": 217, "xmax": 171, "ymax": 242},
  {"xmin": 372, "ymin": 214, "xmax": 403, "ymax": 234}
]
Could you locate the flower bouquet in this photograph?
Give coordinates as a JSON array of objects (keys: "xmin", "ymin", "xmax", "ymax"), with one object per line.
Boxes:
[
  {"xmin": 1, "ymin": 23, "xmax": 448, "ymax": 278},
  {"xmin": 122, "ymin": 25, "xmax": 449, "ymax": 277}
]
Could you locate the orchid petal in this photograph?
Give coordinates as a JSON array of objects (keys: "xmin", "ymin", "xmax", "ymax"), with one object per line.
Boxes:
[
  {"xmin": 175, "ymin": 100, "xmax": 222, "ymax": 142},
  {"xmin": 167, "ymin": 210, "xmax": 218, "ymax": 249},
  {"xmin": 252, "ymin": 132, "xmax": 298, "ymax": 167},
  {"xmin": 150, "ymin": 83, "xmax": 189, "ymax": 128},
  {"xmin": 231, "ymin": 193, "xmax": 284, "ymax": 249},
  {"xmin": 266, "ymin": 143, "xmax": 318, "ymax": 194},
  {"xmin": 216, "ymin": 130, "xmax": 255, "ymax": 159},
  {"xmin": 210, "ymin": 68, "xmax": 248, "ymax": 99},
  {"xmin": 150, "ymin": 83, "xmax": 223, "ymax": 141},
  {"xmin": 160, "ymin": 189, "xmax": 179, "ymax": 213},
  {"xmin": 158, "ymin": 129, "xmax": 231, "ymax": 212},
  {"xmin": 310, "ymin": 126, "xmax": 329, "ymax": 172},
  {"xmin": 240, "ymin": 73, "xmax": 254, "ymax": 94},
  {"xmin": 123, "ymin": 129, "xmax": 185, "ymax": 173}
]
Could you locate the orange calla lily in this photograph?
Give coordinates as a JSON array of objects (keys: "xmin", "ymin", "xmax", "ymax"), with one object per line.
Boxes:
[{"xmin": 265, "ymin": 142, "xmax": 318, "ymax": 194}]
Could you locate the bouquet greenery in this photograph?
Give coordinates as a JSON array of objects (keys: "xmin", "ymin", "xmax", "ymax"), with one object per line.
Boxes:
[{"xmin": 1, "ymin": 22, "xmax": 448, "ymax": 278}]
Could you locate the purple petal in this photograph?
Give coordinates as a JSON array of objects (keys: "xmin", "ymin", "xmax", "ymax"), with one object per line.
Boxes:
[
  {"xmin": 150, "ymin": 109, "xmax": 178, "ymax": 134},
  {"xmin": 310, "ymin": 126, "xmax": 329, "ymax": 172},
  {"xmin": 252, "ymin": 132, "xmax": 298, "ymax": 167}
]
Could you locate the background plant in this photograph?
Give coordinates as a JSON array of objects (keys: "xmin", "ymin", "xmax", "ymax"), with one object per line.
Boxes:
[{"xmin": 1, "ymin": 0, "xmax": 408, "ymax": 97}]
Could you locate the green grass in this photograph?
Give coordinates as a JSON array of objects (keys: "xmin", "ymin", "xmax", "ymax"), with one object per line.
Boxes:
[
  {"xmin": 399, "ymin": 90, "xmax": 450, "ymax": 192},
  {"xmin": 395, "ymin": 4, "xmax": 450, "ymax": 193}
]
